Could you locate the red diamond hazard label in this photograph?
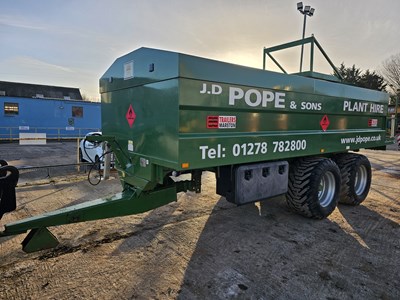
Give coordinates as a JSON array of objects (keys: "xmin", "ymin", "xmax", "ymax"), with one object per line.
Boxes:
[
  {"xmin": 126, "ymin": 104, "xmax": 136, "ymax": 128},
  {"xmin": 320, "ymin": 115, "xmax": 330, "ymax": 132}
]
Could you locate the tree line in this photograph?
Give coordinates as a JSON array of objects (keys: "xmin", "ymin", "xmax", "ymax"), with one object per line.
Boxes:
[{"xmin": 337, "ymin": 53, "xmax": 400, "ymax": 105}]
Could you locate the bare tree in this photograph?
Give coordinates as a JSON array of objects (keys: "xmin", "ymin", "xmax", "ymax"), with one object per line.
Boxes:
[{"xmin": 381, "ymin": 53, "xmax": 400, "ymax": 94}]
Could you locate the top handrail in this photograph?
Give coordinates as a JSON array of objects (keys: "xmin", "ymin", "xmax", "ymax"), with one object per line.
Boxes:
[{"xmin": 263, "ymin": 35, "xmax": 343, "ymax": 81}]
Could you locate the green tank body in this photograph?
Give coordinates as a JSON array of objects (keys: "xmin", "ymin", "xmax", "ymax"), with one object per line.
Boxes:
[{"xmin": 99, "ymin": 47, "xmax": 389, "ymax": 184}]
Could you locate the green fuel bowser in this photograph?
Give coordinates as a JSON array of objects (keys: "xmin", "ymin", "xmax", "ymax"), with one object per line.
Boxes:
[{"xmin": 0, "ymin": 36, "xmax": 395, "ymax": 252}]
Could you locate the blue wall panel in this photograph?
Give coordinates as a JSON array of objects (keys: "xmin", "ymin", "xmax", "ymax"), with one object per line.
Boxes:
[{"xmin": 0, "ymin": 97, "xmax": 101, "ymax": 139}]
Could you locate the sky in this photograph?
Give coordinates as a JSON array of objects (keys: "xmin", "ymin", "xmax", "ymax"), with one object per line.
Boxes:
[{"xmin": 1, "ymin": 0, "xmax": 399, "ymax": 101}]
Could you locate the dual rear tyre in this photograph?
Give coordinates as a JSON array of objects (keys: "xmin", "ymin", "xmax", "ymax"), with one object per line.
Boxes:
[
  {"xmin": 334, "ymin": 153, "xmax": 372, "ymax": 205},
  {"xmin": 286, "ymin": 154, "xmax": 371, "ymax": 219}
]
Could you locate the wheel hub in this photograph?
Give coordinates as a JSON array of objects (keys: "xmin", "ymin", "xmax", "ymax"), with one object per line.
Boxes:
[
  {"xmin": 318, "ymin": 171, "xmax": 336, "ymax": 207},
  {"xmin": 354, "ymin": 165, "xmax": 367, "ymax": 196}
]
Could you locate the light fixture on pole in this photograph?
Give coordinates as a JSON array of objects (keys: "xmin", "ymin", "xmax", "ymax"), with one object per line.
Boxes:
[{"xmin": 297, "ymin": 2, "xmax": 315, "ymax": 72}]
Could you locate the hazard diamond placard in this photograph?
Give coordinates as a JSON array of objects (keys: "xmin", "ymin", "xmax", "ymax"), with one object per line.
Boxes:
[
  {"xmin": 320, "ymin": 115, "xmax": 330, "ymax": 132},
  {"xmin": 126, "ymin": 104, "xmax": 136, "ymax": 128}
]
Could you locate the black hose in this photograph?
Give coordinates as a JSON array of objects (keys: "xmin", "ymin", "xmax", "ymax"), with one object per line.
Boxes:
[{"xmin": 87, "ymin": 150, "xmax": 113, "ymax": 186}]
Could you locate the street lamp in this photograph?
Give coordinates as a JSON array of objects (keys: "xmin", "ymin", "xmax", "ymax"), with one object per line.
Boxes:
[
  {"xmin": 297, "ymin": 2, "xmax": 315, "ymax": 72},
  {"xmin": 388, "ymin": 84, "xmax": 400, "ymax": 138}
]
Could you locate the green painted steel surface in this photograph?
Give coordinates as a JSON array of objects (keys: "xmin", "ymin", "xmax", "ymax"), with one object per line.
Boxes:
[
  {"xmin": 263, "ymin": 36, "xmax": 343, "ymax": 81},
  {"xmin": 0, "ymin": 186, "xmax": 177, "ymax": 237},
  {"xmin": 21, "ymin": 227, "xmax": 59, "ymax": 253},
  {"xmin": 100, "ymin": 47, "xmax": 389, "ymax": 175}
]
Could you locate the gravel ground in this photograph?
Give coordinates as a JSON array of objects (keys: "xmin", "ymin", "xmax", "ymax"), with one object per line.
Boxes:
[{"xmin": 0, "ymin": 142, "xmax": 399, "ymax": 299}]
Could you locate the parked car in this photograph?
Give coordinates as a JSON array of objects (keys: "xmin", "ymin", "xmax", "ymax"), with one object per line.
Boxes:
[{"xmin": 79, "ymin": 132, "xmax": 104, "ymax": 166}]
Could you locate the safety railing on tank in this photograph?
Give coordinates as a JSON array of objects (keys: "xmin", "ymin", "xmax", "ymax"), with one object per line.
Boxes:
[
  {"xmin": 0, "ymin": 127, "xmax": 100, "ymax": 142},
  {"xmin": 263, "ymin": 35, "xmax": 344, "ymax": 82}
]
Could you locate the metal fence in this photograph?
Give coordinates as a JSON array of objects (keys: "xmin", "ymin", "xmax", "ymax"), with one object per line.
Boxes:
[{"xmin": 0, "ymin": 127, "xmax": 100, "ymax": 141}]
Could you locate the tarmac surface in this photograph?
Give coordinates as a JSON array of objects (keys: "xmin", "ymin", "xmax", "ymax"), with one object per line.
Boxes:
[{"xmin": 0, "ymin": 141, "xmax": 399, "ymax": 299}]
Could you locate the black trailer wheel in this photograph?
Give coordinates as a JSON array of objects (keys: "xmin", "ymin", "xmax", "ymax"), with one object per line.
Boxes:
[
  {"xmin": 0, "ymin": 164, "xmax": 19, "ymax": 219},
  {"xmin": 334, "ymin": 153, "xmax": 371, "ymax": 205},
  {"xmin": 286, "ymin": 157, "xmax": 341, "ymax": 219}
]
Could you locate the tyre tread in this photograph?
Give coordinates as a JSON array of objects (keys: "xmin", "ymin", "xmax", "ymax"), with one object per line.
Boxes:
[
  {"xmin": 286, "ymin": 157, "xmax": 340, "ymax": 219},
  {"xmin": 334, "ymin": 153, "xmax": 371, "ymax": 205}
]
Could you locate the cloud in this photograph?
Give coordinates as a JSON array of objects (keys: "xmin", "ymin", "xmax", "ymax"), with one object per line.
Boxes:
[
  {"xmin": 0, "ymin": 15, "xmax": 46, "ymax": 31},
  {"xmin": 0, "ymin": 56, "xmax": 101, "ymax": 100},
  {"xmin": 6, "ymin": 56, "xmax": 73, "ymax": 73}
]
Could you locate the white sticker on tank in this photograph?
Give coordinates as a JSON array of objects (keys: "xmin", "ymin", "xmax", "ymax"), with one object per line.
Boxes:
[
  {"xmin": 124, "ymin": 61, "xmax": 134, "ymax": 80},
  {"xmin": 128, "ymin": 140, "xmax": 134, "ymax": 152}
]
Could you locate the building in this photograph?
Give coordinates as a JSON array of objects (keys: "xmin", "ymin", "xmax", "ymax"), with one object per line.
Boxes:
[{"xmin": 0, "ymin": 81, "xmax": 100, "ymax": 141}]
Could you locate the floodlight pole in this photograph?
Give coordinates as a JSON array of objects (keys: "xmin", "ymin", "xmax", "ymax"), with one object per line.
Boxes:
[
  {"xmin": 300, "ymin": 13, "xmax": 307, "ymax": 72},
  {"xmin": 297, "ymin": 2, "xmax": 315, "ymax": 73}
]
